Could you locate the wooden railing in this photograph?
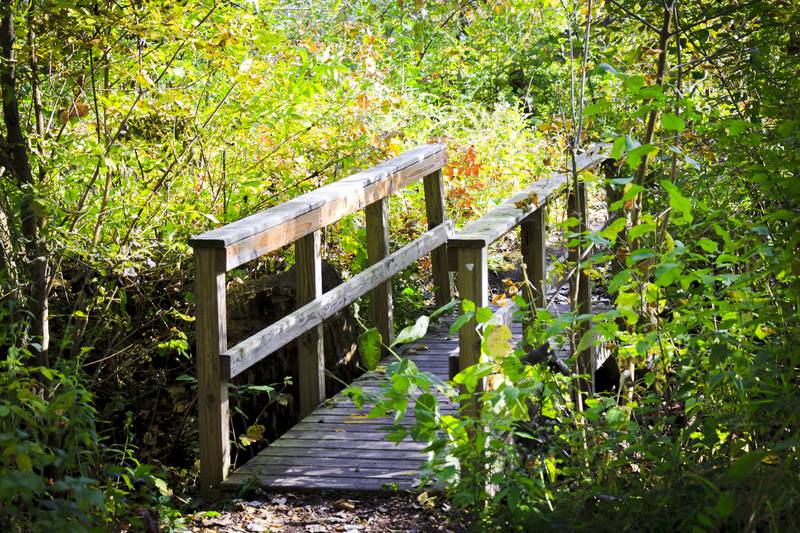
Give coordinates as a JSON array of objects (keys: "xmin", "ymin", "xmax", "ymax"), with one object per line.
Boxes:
[
  {"xmin": 189, "ymin": 144, "xmax": 452, "ymax": 494},
  {"xmin": 448, "ymin": 144, "xmax": 609, "ymax": 396}
]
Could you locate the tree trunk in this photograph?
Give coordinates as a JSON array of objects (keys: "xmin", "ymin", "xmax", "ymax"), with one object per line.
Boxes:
[{"xmin": 0, "ymin": 4, "xmax": 49, "ymax": 365}]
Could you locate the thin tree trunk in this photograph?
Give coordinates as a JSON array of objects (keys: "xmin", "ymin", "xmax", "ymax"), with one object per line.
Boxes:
[{"xmin": 1, "ymin": 3, "xmax": 49, "ymax": 365}]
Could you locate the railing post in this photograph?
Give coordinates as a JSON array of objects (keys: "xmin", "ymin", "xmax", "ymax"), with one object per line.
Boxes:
[
  {"xmin": 568, "ymin": 153, "xmax": 593, "ymax": 396},
  {"xmin": 520, "ymin": 205, "xmax": 547, "ymax": 338},
  {"xmin": 423, "ymin": 169, "xmax": 453, "ymax": 308},
  {"xmin": 457, "ymin": 245, "xmax": 488, "ymax": 410},
  {"xmin": 195, "ymin": 248, "xmax": 230, "ymax": 496},
  {"xmin": 366, "ymin": 198, "xmax": 393, "ymax": 348},
  {"xmin": 296, "ymin": 231, "xmax": 325, "ymax": 417}
]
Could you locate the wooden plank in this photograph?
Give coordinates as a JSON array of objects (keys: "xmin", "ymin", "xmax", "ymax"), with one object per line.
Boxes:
[
  {"xmin": 366, "ymin": 198, "xmax": 393, "ymax": 348},
  {"xmin": 236, "ymin": 464, "xmax": 418, "ymax": 479},
  {"xmin": 423, "ymin": 169, "xmax": 453, "ymax": 307},
  {"xmin": 223, "ymin": 474, "xmax": 417, "ymax": 491},
  {"xmin": 194, "ymin": 248, "xmax": 230, "ymax": 496},
  {"xmin": 189, "ymin": 144, "xmax": 446, "ymax": 271},
  {"xmin": 448, "ymin": 146, "xmax": 607, "ymax": 249},
  {"xmin": 296, "ymin": 231, "xmax": 325, "ymax": 417},
  {"xmin": 269, "ymin": 438, "xmax": 427, "ymax": 450},
  {"xmin": 248, "ymin": 446, "xmax": 425, "ymax": 461},
  {"xmin": 223, "ymin": 222, "xmax": 452, "ymax": 378},
  {"xmin": 246, "ymin": 455, "xmax": 422, "ymax": 470}
]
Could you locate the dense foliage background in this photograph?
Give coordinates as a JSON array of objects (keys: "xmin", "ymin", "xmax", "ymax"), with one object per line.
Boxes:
[{"xmin": 0, "ymin": 0, "xmax": 797, "ymax": 530}]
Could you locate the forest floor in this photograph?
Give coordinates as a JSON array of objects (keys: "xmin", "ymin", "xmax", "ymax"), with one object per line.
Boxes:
[{"xmin": 184, "ymin": 490, "xmax": 466, "ymax": 532}]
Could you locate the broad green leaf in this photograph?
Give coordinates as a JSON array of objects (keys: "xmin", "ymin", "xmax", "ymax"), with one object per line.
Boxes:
[
  {"xmin": 626, "ymin": 144, "xmax": 659, "ymax": 170},
  {"xmin": 661, "ymin": 112, "xmax": 686, "ymax": 131},
  {"xmin": 608, "ymin": 270, "xmax": 631, "ymax": 293},
  {"xmin": 449, "ymin": 312, "xmax": 473, "ymax": 335},
  {"xmin": 655, "ymin": 262, "xmax": 681, "ymax": 286},
  {"xmin": 358, "ymin": 328, "xmax": 382, "ymax": 370},
  {"xmin": 611, "ymin": 135, "xmax": 626, "ymax": 159},
  {"xmin": 475, "ymin": 307, "xmax": 493, "ymax": 324},
  {"xmin": 697, "ymin": 238, "xmax": 718, "ymax": 253},
  {"xmin": 661, "ymin": 180, "xmax": 694, "ymax": 225},
  {"xmin": 391, "ymin": 316, "xmax": 430, "ymax": 347},
  {"xmin": 628, "ymin": 222, "xmax": 656, "ymax": 241}
]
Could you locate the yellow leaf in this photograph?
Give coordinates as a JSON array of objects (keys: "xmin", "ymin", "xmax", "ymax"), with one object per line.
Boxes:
[{"xmin": 485, "ymin": 325, "xmax": 512, "ymax": 358}]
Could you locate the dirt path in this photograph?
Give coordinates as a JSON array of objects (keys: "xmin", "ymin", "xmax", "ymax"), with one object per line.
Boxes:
[{"xmin": 186, "ymin": 490, "xmax": 467, "ymax": 532}]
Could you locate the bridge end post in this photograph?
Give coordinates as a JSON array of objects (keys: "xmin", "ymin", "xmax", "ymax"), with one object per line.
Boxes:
[
  {"xmin": 456, "ymin": 245, "xmax": 488, "ymax": 413},
  {"xmin": 194, "ymin": 247, "xmax": 230, "ymax": 497},
  {"xmin": 423, "ymin": 168, "xmax": 453, "ymax": 308},
  {"xmin": 296, "ymin": 230, "xmax": 326, "ymax": 417}
]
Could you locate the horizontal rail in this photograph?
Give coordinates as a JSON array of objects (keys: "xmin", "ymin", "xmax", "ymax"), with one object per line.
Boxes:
[
  {"xmin": 448, "ymin": 145, "xmax": 608, "ymax": 249},
  {"xmin": 189, "ymin": 144, "xmax": 446, "ymax": 271},
  {"xmin": 222, "ymin": 221, "xmax": 452, "ymax": 379}
]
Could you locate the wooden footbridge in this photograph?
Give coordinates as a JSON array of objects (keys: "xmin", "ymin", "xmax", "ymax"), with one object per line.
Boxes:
[{"xmin": 189, "ymin": 143, "xmax": 609, "ymax": 495}]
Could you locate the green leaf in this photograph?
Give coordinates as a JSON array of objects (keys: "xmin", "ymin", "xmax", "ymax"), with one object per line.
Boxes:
[
  {"xmin": 698, "ymin": 238, "xmax": 718, "ymax": 253},
  {"xmin": 391, "ymin": 316, "xmax": 430, "ymax": 347},
  {"xmin": 611, "ymin": 135, "xmax": 626, "ymax": 159},
  {"xmin": 626, "ymin": 144, "xmax": 659, "ymax": 170},
  {"xmin": 655, "ymin": 262, "xmax": 681, "ymax": 287},
  {"xmin": 16, "ymin": 452, "xmax": 32, "ymax": 472},
  {"xmin": 449, "ymin": 312, "xmax": 473, "ymax": 335},
  {"xmin": 625, "ymin": 75, "xmax": 646, "ymax": 93},
  {"xmin": 715, "ymin": 491, "xmax": 735, "ymax": 518},
  {"xmin": 583, "ymin": 101, "xmax": 608, "ymax": 117},
  {"xmin": 661, "ymin": 180, "xmax": 694, "ymax": 225},
  {"xmin": 358, "ymin": 328, "xmax": 382, "ymax": 370},
  {"xmin": 628, "ymin": 222, "xmax": 656, "ymax": 241},
  {"xmin": 474, "ymin": 307, "xmax": 493, "ymax": 324},
  {"xmin": 608, "ymin": 270, "xmax": 631, "ymax": 293},
  {"xmin": 729, "ymin": 450, "xmax": 767, "ymax": 478},
  {"xmin": 661, "ymin": 112, "xmax": 686, "ymax": 131}
]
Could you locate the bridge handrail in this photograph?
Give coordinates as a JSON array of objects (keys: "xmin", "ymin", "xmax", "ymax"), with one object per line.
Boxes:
[{"xmin": 189, "ymin": 144, "xmax": 452, "ymax": 494}]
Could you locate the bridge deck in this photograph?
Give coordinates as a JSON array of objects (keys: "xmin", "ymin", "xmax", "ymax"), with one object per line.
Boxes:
[{"xmin": 222, "ymin": 300, "xmax": 572, "ymax": 493}]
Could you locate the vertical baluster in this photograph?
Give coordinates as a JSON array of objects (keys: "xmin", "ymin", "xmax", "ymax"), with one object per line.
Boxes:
[
  {"xmin": 520, "ymin": 205, "xmax": 547, "ymax": 339},
  {"xmin": 366, "ymin": 199, "xmax": 393, "ymax": 349},
  {"xmin": 296, "ymin": 231, "xmax": 325, "ymax": 417},
  {"xmin": 423, "ymin": 169, "xmax": 453, "ymax": 308}
]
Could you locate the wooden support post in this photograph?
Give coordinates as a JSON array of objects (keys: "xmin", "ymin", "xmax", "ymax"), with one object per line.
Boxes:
[
  {"xmin": 457, "ymin": 246, "xmax": 488, "ymax": 398},
  {"xmin": 423, "ymin": 169, "xmax": 453, "ymax": 308},
  {"xmin": 520, "ymin": 205, "xmax": 547, "ymax": 341},
  {"xmin": 195, "ymin": 248, "xmax": 230, "ymax": 496},
  {"xmin": 568, "ymin": 153, "xmax": 593, "ymax": 396},
  {"xmin": 366, "ymin": 198, "xmax": 393, "ymax": 348},
  {"xmin": 576, "ymin": 174, "xmax": 593, "ymax": 394},
  {"xmin": 296, "ymin": 231, "xmax": 325, "ymax": 418}
]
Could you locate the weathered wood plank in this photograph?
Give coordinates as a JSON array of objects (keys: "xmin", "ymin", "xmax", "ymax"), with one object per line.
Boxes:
[
  {"xmin": 366, "ymin": 198, "xmax": 393, "ymax": 348},
  {"xmin": 423, "ymin": 169, "xmax": 453, "ymax": 307},
  {"xmin": 269, "ymin": 438, "xmax": 427, "ymax": 450},
  {"xmin": 222, "ymin": 474, "xmax": 417, "ymax": 491},
  {"xmin": 223, "ymin": 222, "xmax": 452, "ymax": 378},
  {"xmin": 448, "ymin": 146, "xmax": 607, "ymax": 249},
  {"xmin": 246, "ymin": 455, "xmax": 422, "ymax": 470},
  {"xmin": 189, "ymin": 144, "xmax": 446, "ymax": 271},
  {"xmin": 236, "ymin": 464, "xmax": 418, "ymax": 479},
  {"xmin": 194, "ymin": 248, "xmax": 230, "ymax": 496},
  {"xmin": 296, "ymin": 231, "xmax": 325, "ymax": 418},
  {"xmin": 248, "ymin": 446, "xmax": 426, "ymax": 461}
]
